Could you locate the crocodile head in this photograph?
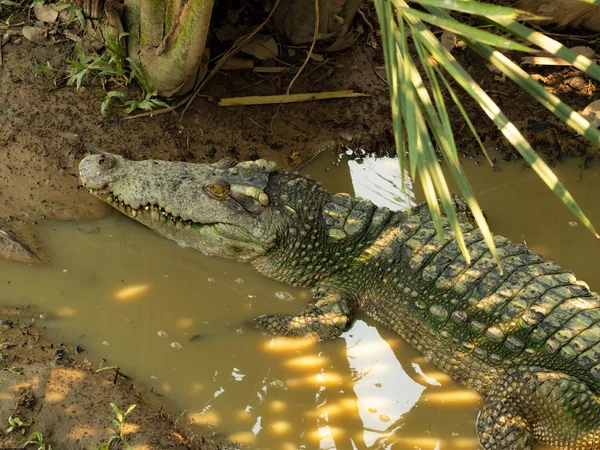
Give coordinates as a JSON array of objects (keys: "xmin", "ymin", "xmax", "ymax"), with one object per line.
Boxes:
[{"xmin": 79, "ymin": 153, "xmax": 282, "ymax": 261}]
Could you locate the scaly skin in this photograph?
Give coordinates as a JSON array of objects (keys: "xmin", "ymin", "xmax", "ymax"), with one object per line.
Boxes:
[{"xmin": 79, "ymin": 153, "xmax": 600, "ymax": 449}]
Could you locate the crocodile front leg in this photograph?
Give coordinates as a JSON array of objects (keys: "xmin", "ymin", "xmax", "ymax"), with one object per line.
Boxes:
[
  {"xmin": 479, "ymin": 368, "xmax": 600, "ymax": 449},
  {"xmin": 255, "ymin": 285, "xmax": 354, "ymax": 340}
]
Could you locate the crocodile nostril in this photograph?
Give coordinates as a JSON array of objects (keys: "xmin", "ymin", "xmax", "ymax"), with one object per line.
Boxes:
[{"xmin": 97, "ymin": 154, "xmax": 116, "ymax": 170}]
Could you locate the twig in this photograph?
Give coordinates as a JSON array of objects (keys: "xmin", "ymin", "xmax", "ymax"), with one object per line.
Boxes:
[
  {"xmin": 356, "ymin": 8, "xmax": 374, "ymax": 34},
  {"xmin": 95, "ymin": 366, "xmax": 120, "ymax": 374},
  {"xmin": 247, "ymin": 117, "xmax": 271, "ymax": 132},
  {"xmin": 0, "ymin": 22, "xmax": 25, "ymax": 29},
  {"xmin": 369, "ymin": 61, "xmax": 388, "ymax": 85},
  {"xmin": 253, "ymin": 66, "xmax": 288, "ymax": 73},
  {"xmin": 219, "ymin": 90, "xmax": 369, "ymax": 106},
  {"xmin": 302, "ymin": 57, "xmax": 331, "ymax": 78},
  {"xmin": 95, "ymin": 365, "xmax": 131, "ymax": 383},
  {"xmin": 286, "ymin": 0, "xmax": 319, "ymax": 95}
]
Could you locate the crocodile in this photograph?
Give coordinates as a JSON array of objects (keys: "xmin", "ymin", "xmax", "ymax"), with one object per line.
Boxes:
[{"xmin": 79, "ymin": 152, "xmax": 600, "ymax": 450}]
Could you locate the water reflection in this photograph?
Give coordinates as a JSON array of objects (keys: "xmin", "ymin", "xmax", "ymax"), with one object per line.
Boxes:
[
  {"xmin": 342, "ymin": 321, "xmax": 425, "ymax": 448},
  {"xmin": 347, "ymin": 156, "xmax": 416, "ymax": 211}
]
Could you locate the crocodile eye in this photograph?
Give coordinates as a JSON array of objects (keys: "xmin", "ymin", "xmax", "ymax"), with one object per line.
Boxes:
[
  {"xmin": 205, "ymin": 181, "xmax": 229, "ymax": 200},
  {"xmin": 97, "ymin": 154, "xmax": 116, "ymax": 170}
]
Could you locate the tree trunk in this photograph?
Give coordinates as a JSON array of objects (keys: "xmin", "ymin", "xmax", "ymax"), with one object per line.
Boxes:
[{"xmin": 121, "ymin": 0, "xmax": 214, "ymax": 96}]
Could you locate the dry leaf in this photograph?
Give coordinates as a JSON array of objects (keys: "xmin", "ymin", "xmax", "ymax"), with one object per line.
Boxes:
[
  {"xmin": 581, "ymin": 100, "xmax": 600, "ymax": 128},
  {"xmin": 222, "ymin": 58, "xmax": 254, "ymax": 70},
  {"xmin": 241, "ymin": 35, "xmax": 278, "ymax": 61},
  {"xmin": 307, "ymin": 51, "xmax": 324, "ymax": 62},
  {"xmin": 34, "ymin": 2, "xmax": 59, "ymax": 23},
  {"xmin": 570, "ymin": 46, "xmax": 598, "ymax": 59},
  {"xmin": 22, "ymin": 26, "xmax": 46, "ymax": 44},
  {"xmin": 214, "ymin": 23, "xmax": 239, "ymax": 42},
  {"xmin": 441, "ymin": 30, "xmax": 456, "ymax": 53},
  {"xmin": 522, "ymin": 45, "xmax": 598, "ymax": 66},
  {"xmin": 486, "ymin": 62, "xmax": 502, "ymax": 74}
]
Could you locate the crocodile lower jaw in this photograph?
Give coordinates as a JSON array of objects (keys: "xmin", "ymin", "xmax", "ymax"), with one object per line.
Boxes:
[{"xmin": 88, "ymin": 188, "xmax": 199, "ymax": 229}]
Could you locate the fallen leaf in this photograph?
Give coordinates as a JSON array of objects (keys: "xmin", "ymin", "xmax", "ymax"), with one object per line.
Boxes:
[
  {"xmin": 222, "ymin": 58, "xmax": 254, "ymax": 70},
  {"xmin": 22, "ymin": 26, "xmax": 47, "ymax": 44},
  {"xmin": 570, "ymin": 46, "xmax": 598, "ymax": 59},
  {"xmin": 214, "ymin": 23, "xmax": 239, "ymax": 42},
  {"xmin": 581, "ymin": 100, "xmax": 600, "ymax": 128},
  {"xmin": 307, "ymin": 51, "xmax": 324, "ymax": 62},
  {"xmin": 441, "ymin": 30, "xmax": 456, "ymax": 53},
  {"xmin": 522, "ymin": 45, "xmax": 599, "ymax": 66},
  {"xmin": 486, "ymin": 62, "xmax": 502, "ymax": 74},
  {"xmin": 34, "ymin": 2, "xmax": 59, "ymax": 23},
  {"xmin": 241, "ymin": 35, "xmax": 278, "ymax": 60}
]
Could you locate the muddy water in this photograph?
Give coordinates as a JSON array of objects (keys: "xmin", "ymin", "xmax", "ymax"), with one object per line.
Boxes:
[{"xmin": 2, "ymin": 152, "xmax": 600, "ymax": 450}]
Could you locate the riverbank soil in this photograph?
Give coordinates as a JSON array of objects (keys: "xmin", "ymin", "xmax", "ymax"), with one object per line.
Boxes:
[
  {"xmin": 0, "ymin": 1, "xmax": 598, "ymax": 448},
  {"xmin": 0, "ymin": 308, "xmax": 236, "ymax": 449}
]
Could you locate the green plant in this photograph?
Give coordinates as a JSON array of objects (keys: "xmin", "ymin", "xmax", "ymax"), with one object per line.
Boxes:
[
  {"xmin": 374, "ymin": 0, "xmax": 600, "ymax": 266},
  {"xmin": 56, "ymin": 0, "xmax": 85, "ymax": 27},
  {"xmin": 5, "ymin": 415, "xmax": 30, "ymax": 435},
  {"xmin": 23, "ymin": 430, "xmax": 52, "ymax": 449},
  {"xmin": 91, "ymin": 403, "xmax": 136, "ymax": 450},
  {"xmin": 111, "ymin": 403, "xmax": 136, "ymax": 444},
  {"xmin": 66, "ymin": 45, "xmax": 128, "ymax": 91},
  {"xmin": 66, "ymin": 31, "xmax": 168, "ymax": 116}
]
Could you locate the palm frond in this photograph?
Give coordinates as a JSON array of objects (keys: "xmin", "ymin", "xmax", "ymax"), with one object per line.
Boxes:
[{"xmin": 374, "ymin": 0, "xmax": 600, "ymax": 269}]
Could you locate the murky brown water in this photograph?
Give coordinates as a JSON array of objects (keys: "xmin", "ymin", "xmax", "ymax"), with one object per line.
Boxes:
[{"xmin": 2, "ymin": 151, "xmax": 599, "ymax": 450}]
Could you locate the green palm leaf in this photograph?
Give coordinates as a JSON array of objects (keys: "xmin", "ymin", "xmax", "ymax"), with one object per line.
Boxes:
[{"xmin": 374, "ymin": 0, "xmax": 599, "ymax": 269}]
